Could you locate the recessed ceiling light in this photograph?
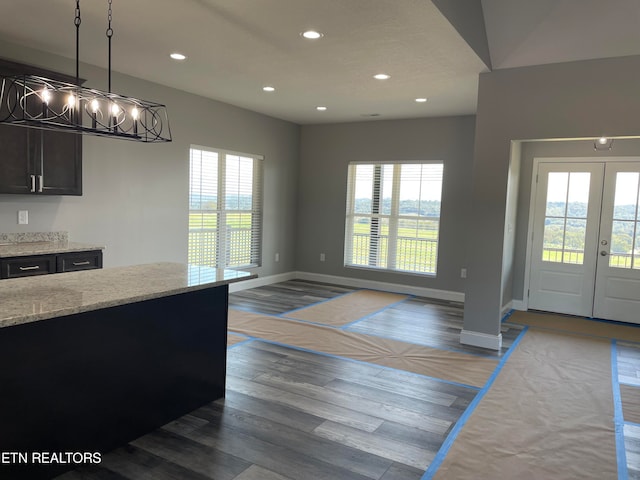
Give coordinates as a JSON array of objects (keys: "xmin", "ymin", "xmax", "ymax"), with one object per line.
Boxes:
[
  {"xmin": 263, "ymin": 86, "xmax": 275, "ymax": 92},
  {"xmin": 316, "ymin": 106, "xmax": 327, "ymax": 111},
  {"xmin": 169, "ymin": 53, "xmax": 187, "ymax": 61},
  {"xmin": 415, "ymin": 98, "xmax": 428, "ymax": 103},
  {"xmin": 301, "ymin": 30, "xmax": 323, "ymax": 40},
  {"xmin": 373, "ymin": 73, "xmax": 391, "ymax": 80}
]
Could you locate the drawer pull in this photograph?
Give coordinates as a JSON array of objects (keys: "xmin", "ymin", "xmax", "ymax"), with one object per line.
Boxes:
[
  {"xmin": 72, "ymin": 261, "xmax": 91, "ymax": 266},
  {"xmin": 19, "ymin": 265, "xmax": 40, "ymax": 271}
]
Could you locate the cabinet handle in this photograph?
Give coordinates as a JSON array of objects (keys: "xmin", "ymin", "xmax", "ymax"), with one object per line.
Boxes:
[
  {"xmin": 30, "ymin": 175, "xmax": 36, "ymax": 193},
  {"xmin": 19, "ymin": 265, "xmax": 40, "ymax": 271},
  {"xmin": 72, "ymin": 261, "xmax": 91, "ymax": 266},
  {"xmin": 38, "ymin": 175, "xmax": 43, "ymax": 193}
]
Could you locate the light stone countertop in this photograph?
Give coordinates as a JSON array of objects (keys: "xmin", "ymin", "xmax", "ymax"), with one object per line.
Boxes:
[
  {"xmin": 0, "ymin": 240, "xmax": 105, "ymax": 258},
  {"xmin": 0, "ymin": 262, "xmax": 256, "ymax": 329}
]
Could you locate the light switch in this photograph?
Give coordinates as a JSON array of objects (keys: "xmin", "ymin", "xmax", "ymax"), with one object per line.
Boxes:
[{"xmin": 18, "ymin": 210, "xmax": 28, "ymax": 225}]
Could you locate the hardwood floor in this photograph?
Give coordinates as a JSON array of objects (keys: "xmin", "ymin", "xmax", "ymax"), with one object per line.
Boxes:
[
  {"xmin": 229, "ymin": 280, "xmax": 356, "ymax": 316},
  {"xmin": 346, "ymin": 296, "xmax": 522, "ymax": 357},
  {"xmin": 58, "ymin": 280, "xmax": 484, "ymax": 480}
]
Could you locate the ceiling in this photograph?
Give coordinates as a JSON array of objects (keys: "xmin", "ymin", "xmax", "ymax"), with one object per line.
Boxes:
[{"xmin": 0, "ymin": 0, "xmax": 638, "ymax": 125}]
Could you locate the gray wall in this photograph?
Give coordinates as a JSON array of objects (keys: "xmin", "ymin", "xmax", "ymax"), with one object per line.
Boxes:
[
  {"xmin": 500, "ymin": 141, "xmax": 520, "ymax": 309},
  {"xmin": 465, "ymin": 54, "xmax": 640, "ymax": 336},
  {"xmin": 0, "ymin": 42, "xmax": 300, "ymax": 276},
  {"xmin": 298, "ymin": 116, "xmax": 475, "ymax": 294}
]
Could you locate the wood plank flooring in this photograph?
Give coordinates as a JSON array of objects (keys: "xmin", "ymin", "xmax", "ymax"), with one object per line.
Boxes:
[
  {"xmin": 618, "ymin": 342, "xmax": 640, "ymax": 478},
  {"xmin": 59, "ymin": 280, "xmax": 484, "ymax": 480},
  {"xmin": 346, "ymin": 296, "xmax": 522, "ymax": 357}
]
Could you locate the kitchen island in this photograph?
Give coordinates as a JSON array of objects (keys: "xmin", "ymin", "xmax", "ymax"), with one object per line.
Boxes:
[{"xmin": 0, "ymin": 263, "xmax": 255, "ymax": 479}]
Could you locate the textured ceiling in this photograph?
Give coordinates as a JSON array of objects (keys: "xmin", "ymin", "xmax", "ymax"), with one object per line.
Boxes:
[{"xmin": 0, "ymin": 0, "xmax": 637, "ymax": 125}]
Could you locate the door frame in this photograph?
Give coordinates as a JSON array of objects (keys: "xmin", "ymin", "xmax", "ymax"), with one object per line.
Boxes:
[{"xmin": 521, "ymin": 156, "xmax": 640, "ymax": 312}]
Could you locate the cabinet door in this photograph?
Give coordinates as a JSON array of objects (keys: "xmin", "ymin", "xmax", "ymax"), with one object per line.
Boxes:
[
  {"xmin": 40, "ymin": 129, "xmax": 82, "ymax": 195},
  {"xmin": 0, "ymin": 124, "xmax": 32, "ymax": 194}
]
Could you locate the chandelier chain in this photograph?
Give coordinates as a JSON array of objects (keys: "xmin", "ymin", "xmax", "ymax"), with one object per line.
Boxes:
[
  {"xmin": 106, "ymin": 0, "xmax": 113, "ymax": 93},
  {"xmin": 74, "ymin": 0, "xmax": 81, "ymax": 27},
  {"xmin": 106, "ymin": 0, "xmax": 113, "ymax": 38},
  {"xmin": 74, "ymin": 0, "xmax": 81, "ymax": 83}
]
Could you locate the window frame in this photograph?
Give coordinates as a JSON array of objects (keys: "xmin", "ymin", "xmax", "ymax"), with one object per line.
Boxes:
[
  {"xmin": 189, "ymin": 145, "xmax": 263, "ymax": 270},
  {"xmin": 344, "ymin": 160, "xmax": 443, "ymax": 276}
]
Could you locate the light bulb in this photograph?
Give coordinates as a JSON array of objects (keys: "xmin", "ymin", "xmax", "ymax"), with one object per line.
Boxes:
[
  {"xmin": 41, "ymin": 88, "xmax": 51, "ymax": 104},
  {"xmin": 67, "ymin": 94, "xmax": 75, "ymax": 107},
  {"xmin": 301, "ymin": 30, "xmax": 323, "ymax": 40},
  {"xmin": 598, "ymin": 137, "xmax": 608, "ymax": 145},
  {"xmin": 111, "ymin": 103, "xmax": 120, "ymax": 116},
  {"xmin": 131, "ymin": 107, "xmax": 139, "ymax": 120},
  {"xmin": 91, "ymin": 99, "xmax": 99, "ymax": 113}
]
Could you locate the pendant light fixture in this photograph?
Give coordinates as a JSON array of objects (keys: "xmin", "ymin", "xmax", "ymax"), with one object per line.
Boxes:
[{"xmin": 0, "ymin": 0, "xmax": 171, "ymax": 143}]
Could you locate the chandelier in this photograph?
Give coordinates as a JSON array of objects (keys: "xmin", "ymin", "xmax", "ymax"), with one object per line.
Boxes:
[{"xmin": 0, "ymin": 0, "xmax": 171, "ymax": 143}]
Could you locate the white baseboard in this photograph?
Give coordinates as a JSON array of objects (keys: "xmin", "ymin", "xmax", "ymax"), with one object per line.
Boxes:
[
  {"xmin": 511, "ymin": 299, "xmax": 526, "ymax": 311},
  {"xmin": 460, "ymin": 329, "xmax": 503, "ymax": 351},
  {"xmin": 295, "ymin": 271, "xmax": 464, "ymax": 302},
  {"xmin": 230, "ymin": 269, "xmax": 465, "ymax": 302},
  {"xmin": 228, "ymin": 271, "xmax": 297, "ymax": 293}
]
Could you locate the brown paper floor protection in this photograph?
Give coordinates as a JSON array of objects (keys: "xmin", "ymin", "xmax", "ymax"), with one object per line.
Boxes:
[
  {"xmin": 433, "ymin": 328, "xmax": 618, "ymax": 480},
  {"xmin": 283, "ymin": 289, "xmax": 408, "ymax": 326},
  {"xmin": 227, "ymin": 333, "xmax": 247, "ymax": 347},
  {"xmin": 228, "ymin": 309, "xmax": 497, "ymax": 388},
  {"xmin": 508, "ymin": 310, "xmax": 640, "ymax": 341}
]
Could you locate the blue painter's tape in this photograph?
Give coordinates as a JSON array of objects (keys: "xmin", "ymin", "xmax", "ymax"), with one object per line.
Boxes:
[
  {"xmin": 249, "ymin": 338, "xmax": 481, "ymax": 391},
  {"xmin": 421, "ymin": 326, "xmax": 528, "ymax": 479},
  {"xmin": 501, "ymin": 308, "xmax": 515, "ymax": 323},
  {"xmin": 612, "ymin": 340, "xmax": 629, "ymax": 480}
]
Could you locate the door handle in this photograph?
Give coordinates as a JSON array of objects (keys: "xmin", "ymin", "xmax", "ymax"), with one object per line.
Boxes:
[
  {"xmin": 600, "ymin": 250, "xmax": 608, "ymax": 256},
  {"xmin": 38, "ymin": 175, "xmax": 43, "ymax": 193},
  {"xmin": 30, "ymin": 174, "xmax": 36, "ymax": 193}
]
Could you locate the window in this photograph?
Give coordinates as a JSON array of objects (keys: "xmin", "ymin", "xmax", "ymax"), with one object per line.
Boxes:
[
  {"xmin": 542, "ymin": 171, "xmax": 590, "ymax": 265},
  {"xmin": 189, "ymin": 146, "xmax": 263, "ymax": 269},
  {"xmin": 344, "ymin": 162, "xmax": 443, "ymax": 275}
]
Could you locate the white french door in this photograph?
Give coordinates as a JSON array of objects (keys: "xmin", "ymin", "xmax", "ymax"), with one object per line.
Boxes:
[
  {"xmin": 593, "ymin": 163, "xmax": 640, "ymax": 323},
  {"xmin": 529, "ymin": 160, "xmax": 640, "ymax": 324}
]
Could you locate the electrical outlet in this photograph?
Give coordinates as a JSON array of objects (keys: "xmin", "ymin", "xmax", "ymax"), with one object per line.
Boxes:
[
  {"xmin": 320, "ymin": 253, "xmax": 326, "ymax": 262},
  {"xmin": 18, "ymin": 210, "xmax": 28, "ymax": 225},
  {"xmin": 275, "ymin": 253, "xmax": 280, "ymax": 262},
  {"xmin": 460, "ymin": 268, "xmax": 467, "ymax": 278}
]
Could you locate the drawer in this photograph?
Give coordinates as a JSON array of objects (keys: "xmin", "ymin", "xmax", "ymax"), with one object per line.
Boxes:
[
  {"xmin": 57, "ymin": 250, "xmax": 103, "ymax": 273},
  {"xmin": 0, "ymin": 255, "xmax": 57, "ymax": 279}
]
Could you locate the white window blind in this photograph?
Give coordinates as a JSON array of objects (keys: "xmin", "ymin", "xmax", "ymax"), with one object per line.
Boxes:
[
  {"xmin": 189, "ymin": 146, "xmax": 263, "ymax": 269},
  {"xmin": 344, "ymin": 162, "xmax": 443, "ymax": 275}
]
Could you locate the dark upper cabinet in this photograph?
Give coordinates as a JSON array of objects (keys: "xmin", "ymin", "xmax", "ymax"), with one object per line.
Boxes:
[{"xmin": 0, "ymin": 58, "xmax": 82, "ymax": 196}]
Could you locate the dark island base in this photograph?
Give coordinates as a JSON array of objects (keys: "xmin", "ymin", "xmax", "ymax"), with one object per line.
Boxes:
[{"xmin": 0, "ymin": 285, "xmax": 228, "ymax": 479}]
